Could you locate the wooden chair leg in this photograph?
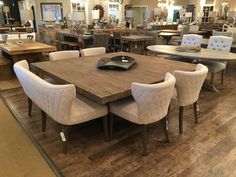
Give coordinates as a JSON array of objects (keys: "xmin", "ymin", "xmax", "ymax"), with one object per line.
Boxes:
[
  {"xmin": 142, "ymin": 125, "xmax": 148, "ymax": 156},
  {"xmin": 210, "ymin": 72, "xmax": 215, "ymax": 85},
  {"xmin": 41, "ymin": 110, "xmax": 47, "ymax": 132},
  {"xmin": 221, "ymin": 70, "xmax": 224, "ymax": 85},
  {"xmin": 163, "ymin": 116, "xmax": 170, "ymax": 143},
  {"xmin": 193, "ymin": 102, "xmax": 198, "ymax": 124},
  {"xmin": 109, "ymin": 113, "xmax": 114, "ymax": 139},
  {"xmin": 179, "ymin": 106, "xmax": 184, "ymax": 134},
  {"xmin": 102, "ymin": 116, "xmax": 109, "ymax": 141},
  {"xmin": 28, "ymin": 97, "xmax": 32, "ymax": 117},
  {"xmin": 61, "ymin": 126, "xmax": 69, "ymax": 154}
]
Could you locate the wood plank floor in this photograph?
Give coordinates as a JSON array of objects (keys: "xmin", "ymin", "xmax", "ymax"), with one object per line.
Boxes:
[{"xmin": 1, "ymin": 62, "xmax": 236, "ymax": 177}]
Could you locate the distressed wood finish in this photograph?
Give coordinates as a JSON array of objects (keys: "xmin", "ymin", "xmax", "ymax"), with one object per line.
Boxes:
[
  {"xmin": 2, "ymin": 62, "xmax": 236, "ymax": 177},
  {"xmin": 31, "ymin": 52, "xmax": 195, "ymax": 104},
  {"xmin": 121, "ymin": 35, "xmax": 153, "ymax": 42},
  {"xmin": 0, "ymin": 39, "xmax": 56, "ymax": 55}
]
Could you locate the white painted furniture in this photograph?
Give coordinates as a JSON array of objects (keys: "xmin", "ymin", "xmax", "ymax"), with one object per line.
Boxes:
[
  {"xmin": 200, "ymin": 36, "xmax": 233, "ymax": 85},
  {"xmin": 109, "ymin": 73, "xmax": 176, "ymax": 155},
  {"xmin": 49, "ymin": 50, "xmax": 80, "ymax": 60},
  {"xmin": 14, "ymin": 60, "xmax": 108, "ymax": 153},
  {"xmin": 147, "ymin": 45, "xmax": 236, "ymax": 61},
  {"xmin": 80, "ymin": 47, "xmax": 106, "ymax": 57},
  {"xmin": 181, "ymin": 34, "xmax": 202, "ymax": 47},
  {"xmin": 173, "ymin": 64, "xmax": 208, "ymax": 133}
]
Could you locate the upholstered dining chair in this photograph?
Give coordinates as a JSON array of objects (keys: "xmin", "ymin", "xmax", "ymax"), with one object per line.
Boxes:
[
  {"xmin": 14, "ymin": 60, "xmax": 108, "ymax": 153},
  {"xmin": 181, "ymin": 34, "xmax": 202, "ymax": 47},
  {"xmin": 49, "ymin": 50, "xmax": 80, "ymax": 60},
  {"xmin": 200, "ymin": 36, "xmax": 232, "ymax": 85},
  {"xmin": 173, "ymin": 64, "xmax": 208, "ymax": 134},
  {"xmin": 109, "ymin": 73, "xmax": 176, "ymax": 155},
  {"xmin": 169, "ymin": 34, "xmax": 202, "ymax": 62},
  {"xmin": 80, "ymin": 47, "xmax": 106, "ymax": 57}
]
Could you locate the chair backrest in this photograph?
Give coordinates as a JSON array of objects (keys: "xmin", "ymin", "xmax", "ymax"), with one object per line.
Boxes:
[
  {"xmin": 181, "ymin": 34, "xmax": 202, "ymax": 46},
  {"xmin": 13, "ymin": 60, "xmax": 76, "ymax": 125},
  {"xmin": 189, "ymin": 25, "xmax": 200, "ymax": 33},
  {"xmin": 80, "ymin": 47, "xmax": 106, "ymax": 57},
  {"xmin": 131, "ymin": 73, "xmax": 176, "ymax": 125},
  {"xmin": 212, "ymin": 30, "xmax": 232, "ymax": 37},
  {"xmin": 173, "ymin": 64, "xmax": 208, "ymax": 107},
  {"xmin": 93, "ymin": 33, "xmax": 110, "ymax": 52},
  {"xmin": 181, "ymin": 26, "xmax": 190, "ymax": 39},
  {"xmin": 49, "ymin": 50, "xmax": 80, "ymax": 60},
  {"xmin": 207, "ymin": 36, "xmax": 233, "ymax": 52}
]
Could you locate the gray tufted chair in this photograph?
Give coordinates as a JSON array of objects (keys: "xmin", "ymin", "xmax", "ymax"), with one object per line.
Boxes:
[
  {"xmin": 200, "ymin": 36, "xmax": 233, "ymax": 85},
  {"xmin": 181, "ymin": 34, "xmax": 202, "ymax": 47}
]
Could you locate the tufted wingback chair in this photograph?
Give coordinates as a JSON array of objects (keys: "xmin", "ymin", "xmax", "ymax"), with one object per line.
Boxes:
[
  {"xmin": 49, "ymin": 50, "xmax": 80, "ymax": 60},
  {"xmin": 14, "ymin": 60, "xmax": 108, "ymax": 153},
  {"xmin": 200, "ymin": 36, "xmax": 232, "ymax": 86},
  {"xmin": 109, "ymin": 73, "xmax": 176, "ymax": 155},
  {"xmin": 207, "ymin": 36, "xmax": 232, "ymax": 51},
  {"xmin": 80, "ymin": 47, "xmax": 106, "ymax": 57},
  {"xmin": 181, "ymin": 34, "xmax": 202, "ymax": 47},
  {"xmin": 173, "ymin": 64, "xmax": 208, "ymax": 134}
]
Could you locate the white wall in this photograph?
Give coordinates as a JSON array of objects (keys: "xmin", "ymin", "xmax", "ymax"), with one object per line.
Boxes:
[{"xmin": 24, "ymin": 0, "xmax": 131, "ymax": 26}]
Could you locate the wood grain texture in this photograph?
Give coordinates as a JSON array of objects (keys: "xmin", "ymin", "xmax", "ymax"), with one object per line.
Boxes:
[
  {"xmin": 31, "ymin": 52, "xmax": 195, "ymax": 104},
  {"xmin": 2, "ymin": 62, "xmax": 236, "ymax": 177},
  {"xmin": 0, "ymin": 39, "xmax": 56, "ymax": 55},
  {"xmin": 121, "ymin": 35, "xmax": 153, "ymax": 42}
]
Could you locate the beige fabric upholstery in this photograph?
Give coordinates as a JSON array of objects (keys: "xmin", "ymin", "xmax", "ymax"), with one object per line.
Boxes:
[
  {"xmin": 212, "ymin": 30, "xmax": 232, "ymax": 37},
  {"xmin": 207, "ymin": 36, "xmax": 232, "ymax": 52},
  {"xmin": 14, "ymin": 60, "xmax": 107, "ymax": 126},
  {"xmin": 173, "ymin": 64, "xmax": 208, "ymax": 107},
  {"xmin": 80, "ymin": 47, "xmax": 106, "ymax": 57},
  {"xmin": 201, "ymin": 36, "xmax": 232, "ymax": 74},
  {"xmin": 109, "ymin": 73, "xmax": 176, "ymax": 125},
  {"xmin": 49, "ymin": 50, "xmax": 80, "ymax": 60},
  {"xmin": 189, "ymin": 25, "xmax": 200, "ymax": 33},
  {"xmin": 181, "ymin": 34, "xmax": 202, "ymax": 47}
]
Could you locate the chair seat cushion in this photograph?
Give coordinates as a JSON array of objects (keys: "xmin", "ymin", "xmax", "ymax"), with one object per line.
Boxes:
[
  {"xmin": 68, "ymin": 95, "xmax": 108, "ymax": 125},
  {"xmin": 109, "ymin": 97, "xmax": 141, "ymax": 125},
  {"xmin": 200, "ymin": 60, "xmax": 226, "ymax": 73}
]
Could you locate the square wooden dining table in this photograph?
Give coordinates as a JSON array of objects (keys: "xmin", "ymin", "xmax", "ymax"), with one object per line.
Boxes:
[
  {"xmin": 31, "ymin": 52, "xmax": 195, "ymax": 104},
  {"xmin": 0, "ymin": 39, "xmax": 56, "ymax": 64}
]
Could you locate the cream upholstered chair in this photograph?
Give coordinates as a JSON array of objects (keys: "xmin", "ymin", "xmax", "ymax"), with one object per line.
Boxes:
[
  {"xmin": 170, "ymin": 34, "xmax": 202, "ymax": 62},
  {"xmin": 200, "ymin": 36, "xmax": 232, "ymax": 85},
  {"xmin": 212, "ymin": 30, "xmax": 232, "ymax": 37},
  {"xmin": 49, "ymin": 50, "xmax": 80, "ymax": 60},
  {"xmin": 181, "ymin": 34, "xmax": 202, "ymax": 47},
  {"xmin": 189, "ymin": 25, "xmax": 200, "ymax": 33},
  {"xmin": 14, "ymin": 60, "xmax": 108, "ymax": 153},
  {"xmin": 173, "ymin": 64, "xmax": 208, "ymax": 134},
  {"xmin": 109, "ymin": 73, "xmax": 176, "ymax": 155},
  {"xmin": 80, "ymin": 47, "xmax": 106, "ymax": 57}
]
